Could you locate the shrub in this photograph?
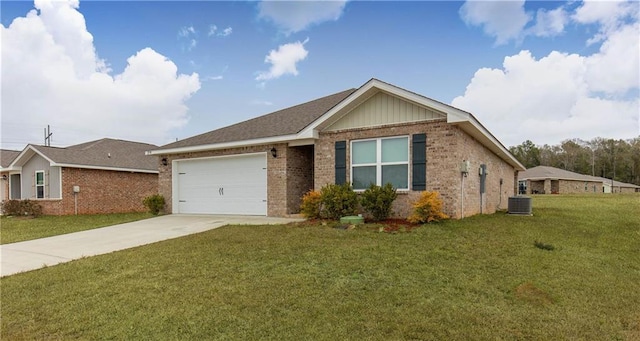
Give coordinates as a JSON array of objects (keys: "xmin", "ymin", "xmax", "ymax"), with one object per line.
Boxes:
[
  {"xmin": 143, "ymin": 194, "xmax": 165, "ymax": 215},
  {"xmin": 360, "ymin": 183, "xmax": 398, "ymax": 221},
  {"xmin": 407, "ymin": 191, "xmax": 449, "ymax": 224},
  {"xmin": 1, "ymin": 200, "xmax": 43, "ymax": 217},
  {"xmin": 319, "ymin": 183, "xmax": 358, "ymax": 220},
  {"xmin": 300, "ymin": 190, "xmax": 322, "ymax": 219}
]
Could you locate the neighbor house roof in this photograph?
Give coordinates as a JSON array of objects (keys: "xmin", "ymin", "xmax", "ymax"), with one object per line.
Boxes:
[
  {"xmin": 520, "ymin": 166, "xmax": 640, "ymax": 188},
  {"xmin": 149, "ymin": 78, "xmax": 525, "ymax": 171},
  {"xmin": 1, "ymin": 149, "xmax": 21, "ymax": 170},
  {"xmin": 518, "ymin": 166, "xmax": 603, "ymax": 182},
  {"xmin": 10, "ymin": 138, "xmax": 159, "ymax": 173},
  {"xmin": 597, "ymin": 177, "xmax": 640, "ymax": 189}
]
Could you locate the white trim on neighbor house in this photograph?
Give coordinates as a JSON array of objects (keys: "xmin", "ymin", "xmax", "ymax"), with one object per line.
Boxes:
[
  {"xmin": 51, "ymin": 163, "xmax": 159, "ymax": 174},
  {"xmin": 35, "ymin": 170, "xmax": 45, "ymax": 199}
]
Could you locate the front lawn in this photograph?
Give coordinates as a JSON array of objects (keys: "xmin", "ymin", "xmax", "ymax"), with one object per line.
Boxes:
[
  {"xmin": 0, "ymin": 212, "xmax": 153, "ymax": 244},
  {"xmin": 1, "ymin": 194, "xmax": 639, "ymax": 340}
]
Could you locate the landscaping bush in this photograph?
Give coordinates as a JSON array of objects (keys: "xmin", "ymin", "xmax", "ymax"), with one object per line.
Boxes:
[
  {"xmin": 143, "ymin": 194, "xmax": 165, "ymax": 215},
  {"xmin": 407, "ymin": 191, "xmax": 449, "ymax": 224},
  {"xmin": 300, "ymin": 190, "xmax": 322, "ymax": 219},
  {"xmin": 360, "ymin": 183, "xmax": 398, "ymax": 221},
  {"xmin": 1, "ymin": 200, "xmax": 43, "ymax": 217},
  {"xmin": 319, "ymin": 183, "xmax": 358, "ymax": 220}
]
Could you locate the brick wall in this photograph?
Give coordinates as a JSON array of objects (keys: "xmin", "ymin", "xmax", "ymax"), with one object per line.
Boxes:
[
  {"xmin": 286, "ymin": 145, "xmax": 314, "ymax": 214},
  {"xmin": 47, "ymin": 167, "xmax": 158, "ymax": 215},
  {"xmin": 316, "ymin": 120, "xmax": 518, "ymax": 219}
]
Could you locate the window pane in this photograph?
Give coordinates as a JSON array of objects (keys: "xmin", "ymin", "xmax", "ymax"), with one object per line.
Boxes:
[
  {"xmin": 352, "ymin": 140, "xmax": 376, "ymax": 164},
  {"xmin": 353, "ymin": 166, "xmax": 376, "ymax": 190},
  {"xmin": 382, "ymin": 164, "xmax": 408, "ymax": 189},
  {"xmin": 36, "ymin": 172, "xmax": 44, "ymax": 185},
  {"xmin": 382, "ymin": 137, "xmax": 408, "ymax": 163},
  {"xmin": 37, "ymin": 186, "xmax": 44, "ymax": 199}
]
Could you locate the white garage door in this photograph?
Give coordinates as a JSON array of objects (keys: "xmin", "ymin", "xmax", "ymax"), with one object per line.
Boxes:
[{"xmin": 174, "ymin": 153, "xmax": 267, "ymax": 215}]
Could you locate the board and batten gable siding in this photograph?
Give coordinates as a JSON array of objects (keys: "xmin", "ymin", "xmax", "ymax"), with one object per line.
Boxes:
[
  {"xmin": 20, "ymin": 153, "xmax": 61, "ymax": 199},
  {"xmin": 325, "ymin": 91, "xmax": 446, "ymax": 132}
]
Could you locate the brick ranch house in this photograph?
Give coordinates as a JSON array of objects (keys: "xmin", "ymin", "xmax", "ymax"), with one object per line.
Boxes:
[
  {"xmin": 149, "ymin": 79, "xmax": 526, "ymax": 219},
  {"xmin": 2, "ymin": 139, "xmax": 159, "ymax": 215}
]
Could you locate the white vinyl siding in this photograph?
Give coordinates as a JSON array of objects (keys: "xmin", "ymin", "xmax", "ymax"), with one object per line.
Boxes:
[
  {"xmin": 20, "ymin": 154, "xmax": 61, "ymax": 199},
  {"xmin": 351, "ymin": 136, "xmax": 409, "ymax": 190}
]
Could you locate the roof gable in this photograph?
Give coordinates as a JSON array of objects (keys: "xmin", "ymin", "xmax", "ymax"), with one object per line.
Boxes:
[
  {"xmin": 9, "ymin": 139, "xmax": 159, "ymax": 173},
  {"xmin": 323, "ymin": 91, "xmax": 446, "ymax": 131}
]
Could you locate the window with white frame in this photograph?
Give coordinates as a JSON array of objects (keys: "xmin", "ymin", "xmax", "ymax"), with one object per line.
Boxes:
[
  {"xmin": 35, "ymin": 170, "xmax": 45, "ymax": 199},
  {"xmin": 351, "ymin": 136, "xmax": 409, "ymax": 190}
]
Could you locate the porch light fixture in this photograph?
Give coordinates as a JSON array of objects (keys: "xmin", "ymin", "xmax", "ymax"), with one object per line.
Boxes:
[
  {"xmin": 270, "ymin": 147, "xmax": 277, "ymax": 158},
  {"xmin": 161, "ymin": 157, "xmax": 168, "ymax": 166}
]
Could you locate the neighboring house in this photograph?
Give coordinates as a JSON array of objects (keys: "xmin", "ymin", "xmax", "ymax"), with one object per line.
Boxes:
[
  {"xmin": 517, "ymin": 165, "xmax": 640, "ymax": 194},
  {"xmin": 1, "ymin": 149, "xmax": 21, "ymax": 204},
  {"xmin": 149, "ymin": 79, "xmax": 525, "ymax": 219},
  {"xmin": 599, "ymin": 177, "xmax": 640, "ymax": 193},
  {"xmin": 5, "ymin": 139, "xmax": 159, "ymax": 215}
]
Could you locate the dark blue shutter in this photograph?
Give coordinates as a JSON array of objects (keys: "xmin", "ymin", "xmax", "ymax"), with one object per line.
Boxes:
[
  {"xmin": 335, "ymin": 141, "xmax": 346, "ymax": 185},
  {"xmin": 412, "ymin": 134, "xmax": 426, "ymax": 191}
]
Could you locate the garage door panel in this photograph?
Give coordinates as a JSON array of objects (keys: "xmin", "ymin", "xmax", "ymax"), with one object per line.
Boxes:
[{"xmin": 175, "ymin": 154, "xmax": 267, "ymax": 215}]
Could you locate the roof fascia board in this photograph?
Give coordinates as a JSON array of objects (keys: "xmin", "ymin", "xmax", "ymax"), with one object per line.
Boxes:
[
  {"xmin": 53, "ymin": 163, "xmax": 158, "ymax": 174},
  {"xmin": 148, "ymin": 133, "xmax": 300, "ymax": 155},
  {"xmin": 9, "ymin": 145, "xmax": 56, "ymax": 168}
]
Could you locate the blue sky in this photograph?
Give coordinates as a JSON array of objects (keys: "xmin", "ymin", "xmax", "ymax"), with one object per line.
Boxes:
[{"xmin": 1, "ymin": 0, "xmax": 638, "ymax": 150}]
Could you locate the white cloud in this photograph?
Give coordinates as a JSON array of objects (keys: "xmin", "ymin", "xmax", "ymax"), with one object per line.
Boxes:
[
  {"xmin": 573, "ymin": 0, "xmax": 639, "ymax": 44},
  {"xmin": 528, "ymin": 7, "xmax": 568, "ymax": 37},
  {"xmin": 459, "ymin": 0, "xmax": 531, "ymax": 45},
  {"xmin": 208, "ymin": 24, "xmax": 232, "ymax": 37},
  {"xmin": 1, "ymin": 0, "xmax": 200, "ymax": 149},
  {"xmin": 256, "ymin": 38, "xmax": 309, "ymax": 82},
  {"xmin": 258, "ymin": 0, "xmax": 347, "ymax": 34},
  {"xmin": 220, "ymin": 27, "xmax": 232, "ymax": 37},
  {"xmin": 178, "ymin": 25, "xmax": 197, "ymax": 51},
  {"xmin": 452, "ymin": 13, "xmax": 639, "ymax": 146}
]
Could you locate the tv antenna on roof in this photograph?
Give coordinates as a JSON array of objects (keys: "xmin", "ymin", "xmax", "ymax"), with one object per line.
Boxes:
[{"xmin": 44, "ymin": 125, "xmax": 52, "ymax": 146}]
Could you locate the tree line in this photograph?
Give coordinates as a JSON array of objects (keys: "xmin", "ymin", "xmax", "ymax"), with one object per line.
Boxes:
[{"xmin": 509, "ymin": 137, "xmax": 640, "ymax": 186}]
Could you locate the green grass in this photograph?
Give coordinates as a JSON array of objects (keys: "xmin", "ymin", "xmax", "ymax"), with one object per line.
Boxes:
[
  {"xmin": 2, "ymin": 194, "xmax": 639, "ymax": 340},
  {"xmin": 0, "ymin": 212, "xmax": 153, "ymax": 244}
]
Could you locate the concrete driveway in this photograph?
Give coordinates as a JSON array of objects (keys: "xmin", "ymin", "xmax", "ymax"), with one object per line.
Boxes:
[{"xmin": 1, "ymin": 214, "xmax": 302, "ymax": 277}]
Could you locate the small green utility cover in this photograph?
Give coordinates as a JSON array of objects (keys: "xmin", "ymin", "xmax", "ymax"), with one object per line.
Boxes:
[{"xmin": 340, "ymin": 216, "xmax": 364, "ymax": 224}]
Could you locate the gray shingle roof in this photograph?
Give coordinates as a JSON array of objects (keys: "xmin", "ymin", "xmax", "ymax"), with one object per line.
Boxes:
[
  {"xmin": 518, "ymin": 166, "xmax": 603, "ymax": 182},
  {"xmin": 1, "ymin": 149, "xmax": 20, "ymax": 169},
  {"xmin": 158, "ymin": 88, "xmax": 356, "ymax": 149},
  {"xmin": 28, "ymin": 138, "xmax": 158, "ymax": 172},
  {"xmin": 519, "ymin": 165, "xmax": 640, "ymax": 188}
]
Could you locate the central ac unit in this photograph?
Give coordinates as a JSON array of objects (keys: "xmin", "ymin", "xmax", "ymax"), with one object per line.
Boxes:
[{"xmin": 508, "ymin": 196, "xmax": 532, "ymax": 215}]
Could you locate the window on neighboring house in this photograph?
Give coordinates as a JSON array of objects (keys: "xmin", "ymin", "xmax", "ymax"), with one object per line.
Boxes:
[
  {"xmin": 351, "ymin": 136, "xmax": 409, "ymax": 190},
  {"xmin": 35, "ymin": 170, "xmax": 45, "ymax": 199}
]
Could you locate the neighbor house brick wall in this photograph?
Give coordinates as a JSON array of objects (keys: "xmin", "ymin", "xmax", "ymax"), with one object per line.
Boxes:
[
  {"xmin": 158, "ymin": 143, "xmax": 299, "ymax": 217},
  {"xmin": 316, "ymin": 119, "xmax": 517, "ymax": 219},
  {"xmin": 526, "ymin": 179, "xmax": 603, "ymax": 194},
  {"xmin": 43, "ymin": 167, "xmax": 158, "ymax": 215}
]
